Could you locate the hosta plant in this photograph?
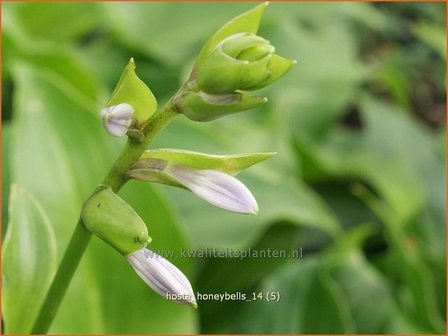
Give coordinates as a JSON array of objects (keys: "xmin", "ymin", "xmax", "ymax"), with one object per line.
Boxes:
[{"xmin": 2, "ymin": 2, "xmax": 294, "ymax": 334}]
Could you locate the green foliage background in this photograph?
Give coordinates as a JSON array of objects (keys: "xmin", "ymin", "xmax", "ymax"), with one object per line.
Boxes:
[{"xmin": 2, "ymin": 1, "xmax": 446, "ymax": 334}]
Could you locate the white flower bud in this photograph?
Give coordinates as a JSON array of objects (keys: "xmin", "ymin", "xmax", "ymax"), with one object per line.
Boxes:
[
  {"xmin": 100, "ymin": 103, "xmax": 134, "ymax": 137},
  {"xmin": 127, "ymin": 248, "xmax": 197, "ymax": 307},
  {"xmin": 166, "ymin": 164, "xmax": 259, "ymax": 214}
]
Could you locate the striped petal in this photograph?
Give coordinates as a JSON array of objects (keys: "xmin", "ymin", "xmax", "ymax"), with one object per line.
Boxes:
[
  {"xmin": 101, "ymin": 103, "xmax": 134, "ymax": 137},
  {"xmin": 126, "ymin": 248, "xmax": 197, "ymax": 307},
  {"xmin": 166, "ymin": 164, "xmax": 258, "ymax": 214}
]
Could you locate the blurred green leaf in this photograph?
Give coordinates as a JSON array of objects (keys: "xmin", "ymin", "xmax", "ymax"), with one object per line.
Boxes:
[
  {"xmin": 2, "ymin": 123, "xmax": 11, "ymax": 236},
  {"xmin": 233, "ymin": 258, "xmax": 354, "ymax": 333},
  {"xmin": 102, "ymin": 2, "xmax": 250, "ymax": 67},
  {"xmin": 2, "ymin": 185, "xmax": 58, "ymax": 334},
  {"xmin": 413, "ymin": 22, "xmax": 446, "ymax": 60},
  {"xmin": 330, "ymin": 249, "xmax": 429, "ymax": 333},
  {"xmin": 197, "ymin": 222, "xmax": 302, "ymax": 333},
  {"xmin": 3, "ymin": 2, "xmax": 101, "ymax": 43}
]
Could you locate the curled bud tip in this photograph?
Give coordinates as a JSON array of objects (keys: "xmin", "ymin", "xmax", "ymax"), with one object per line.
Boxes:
[
  {"xmin": 101, "ymin": 103, "xmax": 134, "ymax": 137},
  {"xmin": 196, "ymin": 31, "xmax": 293, "ymax": 94},
  {"xmin": 127, "ymin": 249, "xmax": 196, "ymax": 306},
  {"xmin": 166, "ymin": 164, "xmax": 259, "ymax": 214}
]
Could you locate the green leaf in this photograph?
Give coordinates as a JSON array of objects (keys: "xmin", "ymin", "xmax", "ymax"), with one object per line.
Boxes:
[
  {"xmin": 106, "ymin": 58, "xmax": 157, "ymax": 126},
  {"xmin": 194, "ymin": 2, "xmax": 268, "ymax": 68},
  {"xmin": 412, "ymin": 22, "xmax": 446, "ymax": 60},
  {"xmin": 2, "ymin": 32, "xmax": 103, "ymax": 110},
  {"xmin": 2, "ymin": 2, "xmax": 101, "ymax": 43},
  {"xmin": 2, "ymin": 123, "xmax": 12, "ymax": 236},
  {"xmin": 197, "ymin": 222, "xmax": 304, "ymax": 333},
  {"xmin": 2, "ymin": 184, "xmax": 58, "ymax": 334},
  {"xmin": 328, "ymin": 239, "xmax": 430, "ymax": 333},
  {"xmin": 232, "ymin": 258, "xmax": 354, "ymax": 333}
]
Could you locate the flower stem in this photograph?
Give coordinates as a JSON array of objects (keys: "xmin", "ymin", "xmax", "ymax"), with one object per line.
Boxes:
[
  {"xmin": 31, "ymin": 101, "xmax": 178, "ymax": 334},
  {"xmin": 31, "ymin": 219, "xmax": 91, "ymax": 334}
]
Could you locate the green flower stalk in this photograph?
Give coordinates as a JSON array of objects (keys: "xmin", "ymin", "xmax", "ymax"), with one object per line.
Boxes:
[{"xmin": 28, "ymin": 3, "xmax": 294, "ymax": 334}]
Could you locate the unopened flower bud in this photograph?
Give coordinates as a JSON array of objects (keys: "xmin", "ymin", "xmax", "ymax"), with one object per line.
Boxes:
[
  {"xmin": 100, "ymin": 103, "xmax": 134, "ymax": 137},
  {"xmin": 127, "ymin": 248, "xmax": 197, "ymax": 307},
  {"xmin": 165, "ymin": 164, "xmax": 259, "ymax": 214},
  {"xmin": 196, "ymin": 33, "xmax": 295, "ymax": 94}
]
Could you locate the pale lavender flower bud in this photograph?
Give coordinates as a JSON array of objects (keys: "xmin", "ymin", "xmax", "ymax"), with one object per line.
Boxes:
[
  {"xmin": 166, "ymin": 164, "xmax": 259, "ymax": 214},
  {"xmin": 126, "ymin": 248, "xmax": 197, "ymax": 307},
  {"xmin": 100, "ymin": 103, "xmax": 134, "ymax": 137}
]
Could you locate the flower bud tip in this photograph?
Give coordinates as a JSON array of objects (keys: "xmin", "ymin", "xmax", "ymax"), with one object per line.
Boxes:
[
  {"xmin": 127, "ymin": 249, "xmax": 196, "ymax": 306},
  {"xmin": 101, "ymin": 103, "xmax": 134, "ymax": 137}
]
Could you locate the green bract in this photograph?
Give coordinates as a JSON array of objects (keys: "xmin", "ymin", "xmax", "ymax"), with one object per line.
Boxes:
[
  {"xmin": 105, "ymin": 58, "xmax": 157, "ymax": 128},
  {"xmin": 127, "ymin": 149, "xmax": 275, "ymax": 187},
  {"xmin": 179, "ymin": 91, "xmax": 267, "ymax": 121},
  {"xmin": 81, "ymin": 185, "xmax": 151, "ymax": 255}
]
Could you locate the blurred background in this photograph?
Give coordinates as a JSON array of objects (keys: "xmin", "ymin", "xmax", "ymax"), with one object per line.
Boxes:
[{"xmin": 2, "ymin": 1, "xmax": 446, "ymax": 334}]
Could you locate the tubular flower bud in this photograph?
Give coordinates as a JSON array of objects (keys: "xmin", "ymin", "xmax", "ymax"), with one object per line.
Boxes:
[
  {"xmin": 127, "ymin": 248, "xmax": 197, "ymax": 307},
  {"xmin": 100, "ymin": 103, "xmax": 134, "ymax": 137},
  {"xmin": 196, "ymin": 33, "xmax": 295, "ymax": 94},
  {"xmin": 166, "ymin": 164, "xmax": 259, "ymax": 214}
]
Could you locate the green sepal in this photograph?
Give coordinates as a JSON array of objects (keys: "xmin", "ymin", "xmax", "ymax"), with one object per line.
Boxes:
[
  {"xmin": 220, "ymin": 33, "xmax": 271, "ymax": 59},
  {"xmin": 194, "ymin": 2, "xmax": 268, "ymax": 69},
  {"xmin": 178, "ymin": 90, "xmax": 267, "ymax": 121},
  {"xmin": 197, "ymin": 50, "xmax": 272, "ymax": 94},
  {"xmin": 127, "ymin": 149, "xmax": 276, "ymax": 188},
  {"xmin": 249, "ymin": 54, "xmax": 296, "ymax": 90},
  {"xmin": 105, "ymin": 58, "xmax": 157, "ymax": 127},
  {"xmin": 81, "ymin": 185, "xmax": 151, "ymax": 255}
]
